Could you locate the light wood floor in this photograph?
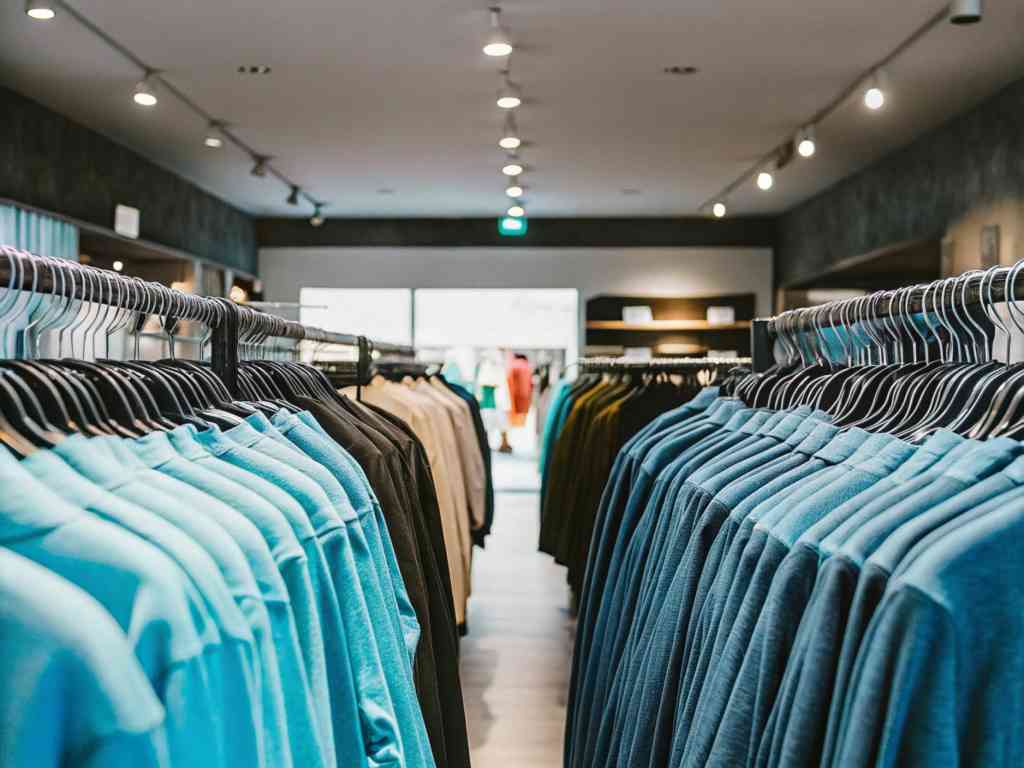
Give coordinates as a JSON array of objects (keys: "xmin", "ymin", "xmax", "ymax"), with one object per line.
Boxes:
[{"xmin": 460, "ymin": 491, "xmax": 575, "ymax": 767}]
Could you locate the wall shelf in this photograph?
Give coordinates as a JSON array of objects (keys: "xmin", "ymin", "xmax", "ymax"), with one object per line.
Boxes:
[{"xmin": 586, "ymin": 320, "xmax": 751, "ymax": 332}]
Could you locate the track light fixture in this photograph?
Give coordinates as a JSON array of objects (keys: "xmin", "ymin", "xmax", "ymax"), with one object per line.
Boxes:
[
  {"xmin": 483, "ymin": 7, "xmax": 513, "ymax": 57},
  {"xmin": 204, "ymin": 122, "xmax": 223, "ymax": 148},
  {"xmin": 133, "ymin": 73, "xmax": 158, "ymax": 107},
  {"xmin": 507, "ymin": 205, "xmax": 525, "ymax": 218},
  {"xmin": 949, "ymin": 0, "xmax": 982, "ymax": 24},
  {"xmin": 505, "ymin": 181, "xmax": 524, "ymax": 198},
  {"xmin": 287, "ymin": 186, "xmax": 300, "ymax": 205},
  {"xmin": 502, "ymin": 162, "xmax": 524, "ymax": 176},
  {"xmin": 25, "ymin": 0, "xmax": 55, "ymax": 20},
  {"xmin": 310, "ymin": 204, "xmax": 325, "ymax": 227},
  {"xmin": 796, "ymin": 125, "xmax": 816, "ymax": 158},
  {"xmin": 712, "ymin": 202, "xmax": 727, "ymax": 218},
  {"xmin": 864, "ymin": 71, "xmax": 887, "ymax": 110},
  {"xmin": 497, "ymin": 72, "xmax": 522, "ymax": 109},
  {"xmin": 756, "ymin": 171, "xmax": 774, "ymax": 191},
  {"xmin": 250, "ymin": 155, "xmax": 270, "ymax": 177},
  {"xmin": 499, "ymin": 112, "xmax": 521, "ymax": 150}
]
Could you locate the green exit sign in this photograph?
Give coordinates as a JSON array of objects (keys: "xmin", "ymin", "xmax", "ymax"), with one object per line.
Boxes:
[{"xmin": 498, "ymin": 216, "xmax": 527, "ymax": 236}]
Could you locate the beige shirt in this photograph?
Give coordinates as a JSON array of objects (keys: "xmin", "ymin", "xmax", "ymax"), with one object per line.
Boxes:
[
  {"xmin": 343, "ymin": 377, "xmax": 472, "ymax": 624},
  {"xmin": 429, "ymin": 377, "xmax": 487, "ymax": 529}
]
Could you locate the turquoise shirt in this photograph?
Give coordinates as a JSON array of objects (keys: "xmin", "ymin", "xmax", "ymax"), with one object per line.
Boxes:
[
  {"xmin": 48, "ymin": 436, "xmax": 268, "ymax": 768},
  {"xmin": 0, "ymin": 548, "xmax": 170, "ymax": 768},
  {"xmin": 235, "ymin": 413, "xmax": 435, "ymax": 768},
  {"xmin": 193, "ymin": 420, "xmax": 402, "ymax": 768},
  {"xmin": 166, "ymin": 424, "xmax": 339, "ymax": 768},
  {"xmin": 0, "ymin": 451, "xmax": 225, "ymax": 768},
  {"xmin": 130, "ymin": 430, "xmax": 328, "ymax": 768},
  {"xmin": 275, "ymin": 408, "xmax": 419, "ymax": 662}
]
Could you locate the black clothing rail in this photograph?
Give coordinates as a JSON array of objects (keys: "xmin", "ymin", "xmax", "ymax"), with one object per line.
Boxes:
[
  {"xmin": 578, "ymin": 356, "xmax": 751, "ymax": 373},
  {"xmin": 0, "ymin": 246, "xmax": 407, "ymax": 395},
  {"xmin": 750, "ymin": 262, "xmax": 1024, "ymax": 372}
]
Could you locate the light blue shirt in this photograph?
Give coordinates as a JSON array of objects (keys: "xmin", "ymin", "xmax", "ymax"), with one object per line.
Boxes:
[
  {"xmin": 131, "ymin": 430, "xmax": 328, "ymax": 768},
  {"xmin": 0, "ymin": 548, "xmax": 170, "ymax": 768},
  {"xmin": 0, "ymin": 450, "xmax": 225, "ymax": 768},
  {"xmin": 166, "ymin": 423, "xmax": 340, "ymax": 768},
  {"xmin": 194, "ymin": 420, "xmax": 402, "ymax": 768}
]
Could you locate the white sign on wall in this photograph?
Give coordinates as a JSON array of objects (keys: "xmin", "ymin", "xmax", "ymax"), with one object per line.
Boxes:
[{"xmin": 114, "ymin": 204, "xmax": 140, "ymax": 239}]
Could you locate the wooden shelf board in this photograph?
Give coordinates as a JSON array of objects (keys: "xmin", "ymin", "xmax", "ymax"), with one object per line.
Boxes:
[{"xmin": 586, "ymin": 320, "xmax": 752, "ymax": 331}]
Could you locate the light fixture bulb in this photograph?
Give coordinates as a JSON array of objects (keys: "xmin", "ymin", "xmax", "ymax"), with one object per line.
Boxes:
[
  {"xmin": 712, "ymin": 202, "xmax": 727, "ymax": 218},
  {"xmin": 864, "ymin": 86, "xmax": 885, "ymax": 110},
  {"xmin": 310, "ymin": 205, "xmax": 325, "ymax": 227},
  {"xmin": 497, "ymin": 75, "xmax": 522, "ymax": 109},
  {"xmin": 499, "ymin": 136, "xmax": 521, "ymax": 150},
  {"xmin": 483, "ymin": 7, "xmax": 513, "ymax": 56},
  {"xmin": 25, "ymin": 0, "xmax": 54, "ymax": 19},
  {"xmin": 756, "ymin": 171, "xmax": 774, "ymax": 191},
  {"xmin": 507, "ymin": 205, "xmax": 525, "ymax": 218},
  {"xmin": 796, "ymin": 125, "xmax": 816, "ymax": 158},
  {"xmin": 287, "ymin": 186, "xmax": 300, "ymax": 206},
  {"xmin": 204, "ymin": 123, "xmax": 223, "ymax": 148},
  {"xmin": 502, "ymin": 163, "xmax": 524, "ymax": 176},
  {"xmin": 112, "ymin": 260, "xmax": 124, "ymax": 272},
  {"xmin": 133, "ymin": 77, "xmax": 157, "ymax": 107},
  {"xmin": 505, "ymin": 183, "xmax": 524, "ymax": 198}
]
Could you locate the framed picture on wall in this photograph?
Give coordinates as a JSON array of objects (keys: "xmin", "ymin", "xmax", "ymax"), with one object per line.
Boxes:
[{"xmin": 981, "ymin": 225, "xmax": 1001, "ymax": 269}]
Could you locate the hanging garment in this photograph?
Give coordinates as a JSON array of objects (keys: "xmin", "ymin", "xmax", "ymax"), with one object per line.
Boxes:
[{"xmin": 506, "ymin": 354, "xmax": 533, "ymax": 427}]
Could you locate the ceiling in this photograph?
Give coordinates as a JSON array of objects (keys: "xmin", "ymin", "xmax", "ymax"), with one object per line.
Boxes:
[{"xmin": 2, "ymin": 0, "xmax": 1023, "ymax": 218}]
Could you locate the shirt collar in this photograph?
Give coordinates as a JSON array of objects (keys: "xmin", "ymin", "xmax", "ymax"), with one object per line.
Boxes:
[{"xmin": 0, "ymin": 448, "xmax": 81, "ymax": 543}]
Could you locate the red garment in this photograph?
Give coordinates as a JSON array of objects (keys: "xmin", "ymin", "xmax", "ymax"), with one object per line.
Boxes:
[{"xmin": 506, "ymin": 357, "xmax": 534, "ymax": 417}]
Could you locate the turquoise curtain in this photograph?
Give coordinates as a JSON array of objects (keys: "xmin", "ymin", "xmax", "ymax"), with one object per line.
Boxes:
[{"xmin": 0, "ymin": 204, "xmax": 79, "ymax": 260}]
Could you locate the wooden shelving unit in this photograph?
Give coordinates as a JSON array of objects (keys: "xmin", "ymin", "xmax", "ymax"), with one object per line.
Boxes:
[
  {"xmin": 586, "ymin": 320, "xmax": 752, "ymax": 332},
  {"xmin": 585, "ymin": 293, "xmax": 756, "ymax": 357}
]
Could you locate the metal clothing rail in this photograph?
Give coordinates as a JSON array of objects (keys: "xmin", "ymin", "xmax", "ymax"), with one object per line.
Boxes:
[
  {"xmin": 578, "ymin": 356, "xmax": 752, "ymax": 373},
  {"xmin": 0, "ymin": 246, "xmax": 411, "ymax": 394},
  {"xmin": 750, "ymin": 260, "xmax": 1024, "ymax": 372}
]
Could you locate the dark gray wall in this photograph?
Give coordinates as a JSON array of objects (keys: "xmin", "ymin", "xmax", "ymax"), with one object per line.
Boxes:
[
  {"xmin": 0, "ymin": 86, "xmax": 256, "ymax": 274},
  {"xmin": 777, "ymin": 74, "xmax": 1024, "ymax": 287}
]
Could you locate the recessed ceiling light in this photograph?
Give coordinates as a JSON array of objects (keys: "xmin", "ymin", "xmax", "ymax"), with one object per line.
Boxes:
[
  {"xmin": 483, "ymin": 7, "xmax": 513, "ymax": 57},
  {"xmin": 756, "ymin": 171, "xmax": 774, "ymax": 191},
  {"xmin": 502, "ymin": 163, "xmax": 524, "ymax": 176},
  {"xmin": 237, "ymin": 65, "xmax": 272, "ymax": 75},
  {"xmin": 505, "ymin": 182, "xmax": 524, "ymax": 198},
  {"xmin": 133, "ymin": 76, "xmax": 158, "ymax": 107},
  {"xmin": 712, "ymin": 202, "xmax": 727, "ymax": 218},
  {"xmin": 507, "ymin": 205, "xmax": 525, "ymax": 218},
  {"xmin": 663, "ymin": 65, "xmax": 699, "ymax": 76}
]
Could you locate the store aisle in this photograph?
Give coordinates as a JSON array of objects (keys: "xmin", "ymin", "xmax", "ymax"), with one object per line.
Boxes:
[{"xmin": 460, "ymin": 491, "xmax": 575, "ymax": 767}]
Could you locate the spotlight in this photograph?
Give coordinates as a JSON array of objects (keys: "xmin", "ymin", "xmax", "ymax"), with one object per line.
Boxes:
[
  {"xmin": 949, "ymin": 0, "xmax": 982, "ymax": 24},
  {"xmin": 505, "ymin": 182, "xmax": 524, "ymax": 198},
  {"xmin": 497, "ymin": 74, "xmax": 522, "ymax": 109},
  {"xmin": 863, "ymin": 71, "xmax": 887, "ymax": 110},
  {"xmin": 251, "ymin": 155, "xmax": 269, "ymax": 177},
  {"xmin": 483, "ymin": 7, "xmax": 513, "ymax": 57},
  {"xmin": 287, "ymin": 186, "xmax": 300, "ymax": 205},
  {"xmin": 499, "ymin": 113, "xmax": 521, "ymax": 150},
  {"xmin": 133, "ymin": 74, "xmax": 158, "ymax": 107},
  {"xmin": 310, "ymin": 204, "xmax": 325, "ymax": 227},
  {"xmin": 756, "ymin": 171, "xmax": 774, "ymax": 191},
  {"xmin": 112, "ymin": 260, "xmax": 124, "ymax": 272},
  {"xmin": 204, "ymin": 122, "xmax": 223, "ymax": 148},
  {"xmin": 712, "ymin": 202, "xmax": 727, "ymax": 218},
  {"xmin": 502, "ymin": 162, "xmax": 524, "ymax": 176},
  {"xmin": 507, "ymin": 205, "xmax": 525, "ymax": 218},
  {"xmin": 25, "ymin": 0, "xmax": 54, "ymax": 19},
  {"xmin": 796, "ymin": 125, "xmax": 816, "ymax": 158}
]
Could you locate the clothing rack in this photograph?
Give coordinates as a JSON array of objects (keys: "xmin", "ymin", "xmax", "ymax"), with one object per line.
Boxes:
[
  {"xmin": 750, "ymin": 261, "xmax": 1024, "ymax": 372},
  {"xmin": 0, "ymin": 246, "xmax": 393, "ymax": 394},
  {"xmin": 578, "ymin": 355, "xmax": 751, "ymax": 373}
]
